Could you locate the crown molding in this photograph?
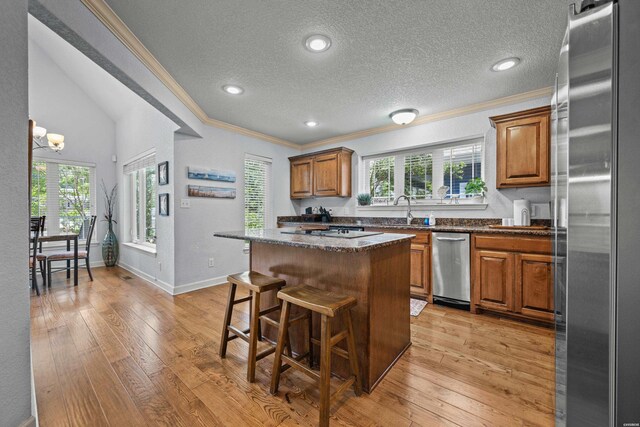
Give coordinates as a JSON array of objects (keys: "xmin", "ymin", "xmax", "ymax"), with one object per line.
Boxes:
[
  {"xmin": 79, "ymin": 0, "xmax": 300, "ymax": 149},
  {"xmin": 303, "ymin": 86, "xmax": 553, "ymax": 149},
  {"xmin": 80, "ymin": 0, "xmax": 551, "ymax": 152}
]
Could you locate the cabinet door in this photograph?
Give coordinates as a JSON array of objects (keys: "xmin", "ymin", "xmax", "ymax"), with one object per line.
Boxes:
[
  {"xmin": 290, "ymin": 158, "xmax": 313, "ymax": 199},
  {"xmin": 473, "ymin": 250, "xmax": 514, "ymax": 312},
  {"xmin": 515, "ymin": 253, "xmax": 554, "ymax": 321},
  {"xmin": 410, "ymin": 243, "xmax": 430, "ymax": 299},
  {"xmin": 313, "ymin": 153, "xmax": 340, "ymax": 197},
  {"xmin": 494, "ymin": 109, "xmax": 550, "ymax": 188}
]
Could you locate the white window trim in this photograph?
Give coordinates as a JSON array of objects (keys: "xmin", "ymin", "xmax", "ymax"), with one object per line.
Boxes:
[
  {"xmin": 360, "ymin": 136, "xmax": 486, "ymax": 207},
  {"xmin": 123, "ymin": 151, "xmax": 156, "ymax": 248}
]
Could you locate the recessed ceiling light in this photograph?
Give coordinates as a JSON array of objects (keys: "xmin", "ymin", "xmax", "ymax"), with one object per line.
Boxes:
[
  {"xmin": 222, "ymin": 84, "xmax": 244, "ymax": 95},
  {"xmin": 389, "ymin": 109, "xmax": 419, "ymax": 125},
  {"xmin": 491, "ymin": 57, "xmax": 521, "ymax": 72},
  {"xmin": 304, "ymin": 120, "xmax": 319, "ymax": 127},
  {"xmin": 304, "ymin": 34, "xmax": 331, "ymax": 53}
]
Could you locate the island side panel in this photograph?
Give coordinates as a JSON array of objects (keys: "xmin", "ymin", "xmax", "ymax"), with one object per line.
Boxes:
[
  {"xmin": 251, "ymin": 241, "xmax": 372, "ymax": 390},
  {"xmin": 368, "ymin": 240, "xmax": 412, "ymax": 390}
]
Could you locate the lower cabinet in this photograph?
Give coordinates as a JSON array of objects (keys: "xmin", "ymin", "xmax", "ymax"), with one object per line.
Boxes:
[
  {"xmin": 473, "ymin": 250, "xmax": 514, "ymax": 312},
  {"xmin": 515, "ymin": 253, "xmax": 554, "ymax": 321},
  {"xmin": 471, "ymin": 235, "xmax": 553, "ymax": 323},
  {"xmin": 410, "ymin": 243, "xmax": 431, "ymax": 300}
]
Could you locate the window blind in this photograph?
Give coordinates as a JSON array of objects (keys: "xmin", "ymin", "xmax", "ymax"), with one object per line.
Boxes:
[
  {"xmin": 404, "ymin": 153, "xmax": 433, "ymax": 199},
  {"xmin": 367, "ymin": 155, "xmax": 395, "ymax": 204},
  {"xmin": 124, "ymin": 153, "xmax": 155, "ymax": 174},
  {"xmin": 31, "ymin": 159, "xmax": 96, "ymax": 237},
  {"xmin": 442, "ymin": 141, "xmax": 482, "ymax": 197},
  {"xmin": 244, "ymin": 155, "xmax": 272, "ymax": 232}
]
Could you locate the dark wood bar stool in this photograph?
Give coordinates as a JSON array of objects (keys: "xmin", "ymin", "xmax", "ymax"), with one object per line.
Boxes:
[
  {"xmin": 271, "ymin": 285, "xmax": 362, "ymax": 427},
  {"xmin": 219, "ymin": 271, "xmax": 297, "ymax": 382}
]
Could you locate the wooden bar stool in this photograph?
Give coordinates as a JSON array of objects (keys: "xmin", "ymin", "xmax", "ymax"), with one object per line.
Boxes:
[
  {"xmin": 270, "ymin": 285, "xmax": 362, "ymax": 427},
  {"xmin": 219, "ymin": 271, "xmax": 289, "ymax": 382}
]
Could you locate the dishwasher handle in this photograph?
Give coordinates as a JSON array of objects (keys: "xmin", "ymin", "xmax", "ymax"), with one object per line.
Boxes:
[{"xmin": 436, "ymin": 237, "xmax": 466, "ymax": 242}]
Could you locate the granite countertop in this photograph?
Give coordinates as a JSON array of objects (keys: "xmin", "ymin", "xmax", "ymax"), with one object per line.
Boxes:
[
  {"xmin": 214, "ymin": 228, "xmax": 415, "ymax": 253},
  {"xmin": 277, "ymin": 217, "xmax": 553, "ymax": 237}
]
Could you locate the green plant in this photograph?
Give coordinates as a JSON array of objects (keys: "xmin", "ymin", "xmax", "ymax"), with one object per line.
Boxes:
[
  {"xmin": 357, "ymin": 193, "xmax": 372, "ymax": 206},
  {"xmin": 464, "ymin": 177, "xmax": 487, "ymax": 196}
]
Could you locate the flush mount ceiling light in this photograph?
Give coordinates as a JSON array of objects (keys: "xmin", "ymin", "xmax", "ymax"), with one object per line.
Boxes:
[
  {"xmin": 389, "ymin": 109, "xmax": 419, "ymax": 125},
  {"xmin": 304, "ymin": 120, "xmax": 319, "ymax": 127},
  {"xmin": 491, "ymin": 57, "xmax": 521, "ymax": 72},
  {"xmin": 304, "ymin": 34, "xmax": 331, "ymax": 52},
  {"xmin": 222, "ymin": 84, "xmax": 244, "ymax": 95}
]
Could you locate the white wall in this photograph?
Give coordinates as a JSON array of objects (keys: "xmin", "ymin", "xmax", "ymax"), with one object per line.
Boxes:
[
  {"xmin": 28, "ymin": 39, "xmax": 117, "ymax": 259},
  {"xmin": 173, "ymin": 126, "xmax": 298, "ymax": 291},
  {"xmin": 115, "ymin": 102, "xmax": 179, "ymax": 291},
  {"xmin": 0, "ymin": 1, "xmax": 32, "ymax": 426},
  {"xmin": 296, "ymin": 97, "xmax": 552, "ymax": 219}
]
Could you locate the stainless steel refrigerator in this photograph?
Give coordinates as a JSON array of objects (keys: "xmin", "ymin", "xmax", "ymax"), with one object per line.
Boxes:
[{"xmin": 553, "ymin": 1, "xmax": 640, "ymax": 425}]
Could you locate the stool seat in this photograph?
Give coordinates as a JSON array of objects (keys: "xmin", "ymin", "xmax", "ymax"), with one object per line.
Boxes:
[
  {"xmin": 227, "ymin": 271, "xmax": 285, "ymax": 293},
  {"xmin": 277, "ymin": 285, "xmax": 356, "ymax": 317}
]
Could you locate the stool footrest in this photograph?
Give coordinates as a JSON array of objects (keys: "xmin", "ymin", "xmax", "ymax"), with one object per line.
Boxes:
[
  {"xmin": 330, "ymin": 330, "xmax": 348, "ymax": 347},
  {"xmin": 331, "ymin": 377, "xmax": 356, "ymax": 404},
  {"xmin": 310, "ymin": 338, "xmax": 350, "ymax": 360},
  {"xmin": 232, "ymin": 295, "xmax": 252, "ymax": 305},
  {"xmin": 227, "ymin": 325, "xmax": 251, "ymax": 342},
  {"xmin": 281, "ymin": 354, "xmax": 320, "ymax": 381},
  {"xmin": 256, "ymin": 346, "xmax": 276, "ymax": 361},
  {"xmin": 258, "ymin": 305, "xmax": 281, "ymax": 317}
]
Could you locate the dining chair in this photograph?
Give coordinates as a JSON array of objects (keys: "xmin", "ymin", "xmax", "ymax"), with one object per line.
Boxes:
[
  {"xmin": 29, "ymin": 217, "xmax": 41, "ymax": 296},
  {"xmin": 32, "ymin": 216, "xmax": 47, "ymax": 286},
  {"xmin": 47, "ymin": 215, "xmax": 97, "ymax": 285}
]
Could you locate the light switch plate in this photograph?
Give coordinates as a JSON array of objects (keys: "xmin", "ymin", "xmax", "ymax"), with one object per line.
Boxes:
[{"xmin": 181, "ymin": 199, "xmax": 191, "ymax": 208}]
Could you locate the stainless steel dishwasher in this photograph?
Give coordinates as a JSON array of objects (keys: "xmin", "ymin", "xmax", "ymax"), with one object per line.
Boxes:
[{"xmin": 431, "ymin": 232, "xmax": 470, "ymax": 305}]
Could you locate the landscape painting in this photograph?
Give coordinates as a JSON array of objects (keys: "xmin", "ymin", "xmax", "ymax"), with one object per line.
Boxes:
[
  {"xmin": 188, "ymin": 166, "xmax": 236, "ymax": 183},
  {"xmin": 188, "ymin": 185, "xmax": 236, "ymax": 199}
]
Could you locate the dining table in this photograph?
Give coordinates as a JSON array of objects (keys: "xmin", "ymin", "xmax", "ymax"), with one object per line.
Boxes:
[{"xmin": 39, "ymin": 232, "xmax": 80, "ymax": 286}]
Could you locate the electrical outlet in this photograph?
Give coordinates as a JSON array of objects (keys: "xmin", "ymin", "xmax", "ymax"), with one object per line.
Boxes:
[
  {"xmin": 208, "ymin": 257, "xmax": 215, "ymax": 268},
  {"xmin": 181, "ymin": 199, "xmax": 191, "ymax": 208}
]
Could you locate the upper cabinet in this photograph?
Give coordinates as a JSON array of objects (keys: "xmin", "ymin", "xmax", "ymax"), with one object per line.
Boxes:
[
  {"xmin": 289, "ymin": 147, "xmax": 353, "ymax": 199},
  {"xmin": 490, "ymin": 106, "xmax": 551, "ymax": 188}
]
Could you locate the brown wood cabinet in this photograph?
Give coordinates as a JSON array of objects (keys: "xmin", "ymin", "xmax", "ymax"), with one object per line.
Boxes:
[
  {"xmin": 289, "ymin": 147, "xmax": 353, "ymax": 199},
  {"xmin": 490, "ymin": 106, "xmax": 551, "ymax": 188},
  {"xmin": 290, "ymin": 158, "xmax": 314, "ymax": 198},
  {"xmin": 473, "ymin": 250, "xmax": 514, "ymax": 313},
  {"xmin": 471, "ymin": 234, "xmax": 553, "ymax": 323},
  {"xmin": 515, "ymin": 253, "xmax": 554, "ymax": 321}
]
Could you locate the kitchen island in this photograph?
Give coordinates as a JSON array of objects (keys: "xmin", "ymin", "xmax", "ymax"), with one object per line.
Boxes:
[{"xmin": 214, "ymin": 228, "xmax": 414, "ymax": 392}]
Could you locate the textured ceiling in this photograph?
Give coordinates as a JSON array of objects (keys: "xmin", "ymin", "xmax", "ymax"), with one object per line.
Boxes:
[{"xmin": 104, "ymin": 0, "xmax": 569, "ymax": 144}]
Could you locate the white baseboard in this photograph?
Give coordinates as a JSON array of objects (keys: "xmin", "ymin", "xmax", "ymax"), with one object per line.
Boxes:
[
  {"xmin": 117, "ymin": 262, "xmax": 174, "ymax": 295},
  {"xmin": 172, "ymin": 276, "xmax": 227, "ymax": 295},
  {"xmin": 116, "ymin": 263, "xmax": 227, "ymax": 296},
  {"xmin": 18, "ymin": 416, "xmax": 36, "ymax": 427}
]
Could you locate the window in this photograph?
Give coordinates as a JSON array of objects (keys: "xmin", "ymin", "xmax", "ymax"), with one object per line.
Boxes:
[
  {"xmin": 363, "ymin": 137, "xmax": 484, "ymax": 205},
  {"xmin": 124, "ymin": 153, "xmax": 156, "ymax": 246},
  {"xmin": 443, "ymin": 142, "xmax": 482, "ymax": 198},
  {"xmin": 367, "ymin": 156, "xmax": 395, "ymax": 205},
  {"xmin": 31, "ymin": 159, "xmax": 96, "ymax": 239},
  {"xmin": 244, "ymin": 154, "xmax": 272, "ymax": 233}
]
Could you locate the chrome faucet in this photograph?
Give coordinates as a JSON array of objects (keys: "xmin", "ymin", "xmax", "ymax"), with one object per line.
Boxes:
[{"xmin": 394, "ymin": 195, "xmax": 413, "ymax": 225}]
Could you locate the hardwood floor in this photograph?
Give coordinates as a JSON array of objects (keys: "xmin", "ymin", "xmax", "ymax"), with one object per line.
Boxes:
[{"xmin": 31, "ymin": 267, "xmax": 555, "ymax": 426}]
